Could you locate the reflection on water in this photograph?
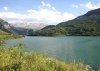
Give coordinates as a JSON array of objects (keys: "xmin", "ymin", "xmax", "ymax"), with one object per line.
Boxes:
[{"xmin": 6, "ymin": 36, "xmax": 100, "ymax": 70}]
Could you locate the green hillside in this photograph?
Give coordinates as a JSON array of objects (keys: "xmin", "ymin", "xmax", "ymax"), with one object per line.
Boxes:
[
  {"xmin": 32, "ymin": 8, "xmax": 100, "ymax": 36},
  {"xmin": 0, "ymin": 30, "xmax": 9, "ymax": 35}
]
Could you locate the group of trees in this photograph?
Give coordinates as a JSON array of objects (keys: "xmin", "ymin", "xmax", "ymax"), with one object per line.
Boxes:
[{"xmin": 33, "ymin": 27, "xmax": 68, "ymax": 36}]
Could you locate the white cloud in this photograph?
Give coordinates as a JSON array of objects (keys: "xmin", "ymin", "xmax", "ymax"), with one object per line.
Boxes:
[
  {"xmin": 27, "ymin": 8, "xmax": 75, "ymax": 24},
  {"xmin": 72, "ymin": 5, "xmax": 79, "ymax": 8},
  {"xmin": 72, "ymin": 1, "xmax": 100, "ymax": 10},
  {"xmin": 86, "ymin": 2, "xmax": 100, "ymax": 10},
  {"xmin": 0, "ymin": 1, "xmax": 75, "ymax": 25},
  {"xmin": 41, "ymin": 1, "xmax": 45, "ymax": 7},
  {"xmin": 62, "ymin": 12, "xmax": 75, "ymax": 21},
  {"xmin": 40, "ymin": 1, "xmax": 55, "ymax": 10},
  {"xmin": 3, "ymin": 7, "xmax": 8, "ymax": 11}
]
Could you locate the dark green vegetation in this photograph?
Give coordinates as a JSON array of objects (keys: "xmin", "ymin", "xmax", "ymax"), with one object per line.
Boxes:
[
  {"xmin": 33, "ymin": 27, "xmax": 67, "ymax": 36},
  {"xmin": 32, "ymin": 8, "xmax": 100, "ymax": 36}
]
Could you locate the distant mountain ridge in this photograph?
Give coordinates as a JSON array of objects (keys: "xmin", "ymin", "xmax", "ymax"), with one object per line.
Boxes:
[
  {"xmin": 12, "ymin": 23, "xmax": 47, "ymax": 31},
  {"xmin": 33, "ymin": 8, "xmax": 100, "ymax": 36},
  {"xmin": 0, "ymin": 18, "xmax": 47, "ymax": 35}
]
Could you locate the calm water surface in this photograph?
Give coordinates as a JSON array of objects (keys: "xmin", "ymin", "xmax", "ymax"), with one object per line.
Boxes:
[{"xmin": 6, "ymin": 36, "xmax": 100, "ymax": 70}]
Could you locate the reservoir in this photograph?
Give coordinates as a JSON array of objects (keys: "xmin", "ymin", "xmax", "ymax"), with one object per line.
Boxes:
[{"xmin": 6, "ymin": 36, "xmax": 100, "ymax": 70}]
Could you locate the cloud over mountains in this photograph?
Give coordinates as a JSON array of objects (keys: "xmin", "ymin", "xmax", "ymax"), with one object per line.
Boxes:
[{"xmin": 0, "ymin": 1, "xmax": 75, "ymax": 25}]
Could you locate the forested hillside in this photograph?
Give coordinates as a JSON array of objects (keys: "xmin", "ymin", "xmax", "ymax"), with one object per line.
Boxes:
[{"xmin": 32, "ymin": 8, "xmax": 100, "ymax": 36}]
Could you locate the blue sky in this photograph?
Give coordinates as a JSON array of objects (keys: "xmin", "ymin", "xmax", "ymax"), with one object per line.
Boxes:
[{"xmin": 0, "ymin": 0, "xmax": 100, "ymax": 25}]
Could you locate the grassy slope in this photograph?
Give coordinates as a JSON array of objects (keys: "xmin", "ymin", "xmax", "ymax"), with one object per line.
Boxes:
[{"xmin": 0, "ymin": 30, "xmax": 22, "ymax": 44}]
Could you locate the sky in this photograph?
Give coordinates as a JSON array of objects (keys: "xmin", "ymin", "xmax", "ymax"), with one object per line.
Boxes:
[{"xmin": 0, "ymin": 0, "xmax": 100, "ymax": 25}]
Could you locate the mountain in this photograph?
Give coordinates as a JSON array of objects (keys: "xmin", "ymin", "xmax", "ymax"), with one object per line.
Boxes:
[
  {"xmin": 12, "ymin": 23, "xmax": 47, "ymax": 31},
  {"xmin": 33, "ymin": 8, "xmax": 100, "ymax": 36},
  {"xmin": 11, "ymin": 23, "xmax": 47, "ymax": 35},
  {"xmin": 84, "ymin": 8, "xmax": 100, "ymax": 16},
  {"xmin": 0, "ymin": 18, "xmax": 16, "ymax": 34},
  {"xmin": 42, "ymin": 25, "xmax": 56, "ymax": 30},
  {"xmin": 0, "ymin": 18, "xmax": 47, "ymax": 35},
  {"xmin": 0, "ymin": 19, "xmax": 29, "ymax": 35}
]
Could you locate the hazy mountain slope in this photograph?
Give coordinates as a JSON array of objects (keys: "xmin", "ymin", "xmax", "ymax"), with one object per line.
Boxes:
[
  {"xmin": 0, "ymin": 19, "xmax": 27, "ymax": 35},
  {"xmin": 0, "ymin": 18, "xmax": 16, "ymax": 34}
]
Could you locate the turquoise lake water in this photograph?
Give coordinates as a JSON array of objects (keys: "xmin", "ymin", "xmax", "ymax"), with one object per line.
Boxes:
[{"xmin": 6, "ymin": 36, "xmax": 100, "ymax": 70}]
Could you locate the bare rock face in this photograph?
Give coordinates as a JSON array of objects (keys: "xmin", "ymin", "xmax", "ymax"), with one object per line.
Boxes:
[
  {"xmin": 0, "ymin": 19, "xmax": 12, "ymax": 33},
  {"xmin": 3, "ymin": 24, "xmax": 11, "ymax": 29}
]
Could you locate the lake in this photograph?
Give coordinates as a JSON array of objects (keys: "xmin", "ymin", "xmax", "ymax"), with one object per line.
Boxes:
[{"xmin": 6, "ymin": 36, "xmax": 100, "ymax": 70}]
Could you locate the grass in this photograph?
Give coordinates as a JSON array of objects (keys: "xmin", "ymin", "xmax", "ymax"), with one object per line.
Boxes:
[
  {"xmin": 0, "ymin": 34, "xmax": 22, "ymax": 40},
  {"xmin": 0, "ymin": 33, "xmax": 23, "ymax": 45}
]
